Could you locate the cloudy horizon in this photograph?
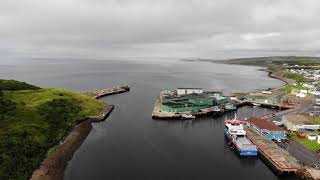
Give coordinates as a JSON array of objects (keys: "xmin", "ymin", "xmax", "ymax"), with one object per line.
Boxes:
[{"xmin": 1, "ymin": 0, "xmax": 320, "ymax": 60}]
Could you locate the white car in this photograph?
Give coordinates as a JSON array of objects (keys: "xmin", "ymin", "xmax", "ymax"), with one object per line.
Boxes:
[{"xmin": 272, "ymin": 121, "xmax": 283, "ymax": 127}]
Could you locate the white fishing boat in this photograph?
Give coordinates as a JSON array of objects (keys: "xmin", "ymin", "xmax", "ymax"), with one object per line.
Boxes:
[
  {"xmin": 213, "ymin": 106, "xmax": 221, "ymax": 112},
  {"xmin": 252, "ymin": 103, "xmax": 261, "ymax": 107},
  {"xmin": 181, "ymin": 114, "xmax": 195, "ymax": 120},
  {"xmin": 224, "ymin": 103, "xmax": 237, "ymax": 112},
  {"xmin": 225, "ymin": 119, "xmax": 258, "ymax": 157}
]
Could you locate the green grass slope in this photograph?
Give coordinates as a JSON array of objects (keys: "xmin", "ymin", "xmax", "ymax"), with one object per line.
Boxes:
[{"xmin": 0, "ymin": 80, "xmax": 103, "ymax": 180}]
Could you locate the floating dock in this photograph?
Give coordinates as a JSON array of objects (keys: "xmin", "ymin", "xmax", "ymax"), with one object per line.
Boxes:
[{"xmin": 246, "ymin": 129, "xmax": 302, "ymax": 175}]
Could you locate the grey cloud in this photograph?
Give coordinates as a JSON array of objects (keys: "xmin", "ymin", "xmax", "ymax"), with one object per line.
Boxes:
[{"xmin": 0, "ymin": 0, "xmax": 319, "ymax": 60}]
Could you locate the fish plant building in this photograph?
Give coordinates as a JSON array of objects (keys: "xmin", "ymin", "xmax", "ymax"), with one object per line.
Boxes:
[
  {"xmin": 247, "ymin": 117, "xmax": 286, "ymax": 140},
  {"xmin": 160, "ymin": 89, "xmax": 228, "ymax": 113}
]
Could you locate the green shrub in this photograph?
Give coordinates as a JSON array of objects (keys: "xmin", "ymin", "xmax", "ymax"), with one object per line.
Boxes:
[
  {"xmin": 0, "ymin": 79, "xmax": 40, "ymax": 91},
  {"xmin": 283, "ymin": 72, "xmax": 308, "ymax": 83}
]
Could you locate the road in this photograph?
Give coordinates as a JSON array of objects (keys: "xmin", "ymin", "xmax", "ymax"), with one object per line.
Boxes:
[{"xmin": 284, "ymin": 139, "xmax": 320, "ymax": 166}]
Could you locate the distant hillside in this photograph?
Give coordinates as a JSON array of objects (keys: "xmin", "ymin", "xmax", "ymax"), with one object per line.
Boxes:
[{"xmin": 217, "ymin": 56, "xmax": 320, "ymax": 66}]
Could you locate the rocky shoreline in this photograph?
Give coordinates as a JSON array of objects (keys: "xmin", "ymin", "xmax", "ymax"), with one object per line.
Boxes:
[
  {"xmin": 30, "ymin": 105, "xmax": 114, "ymax": 180},
  {"xmin": 30, "ymin": 86, "xmax": 129, "ymax": 180},
  {"xmin": 266, "ymin": 68, "xmax": 294, "ymax": 87}
]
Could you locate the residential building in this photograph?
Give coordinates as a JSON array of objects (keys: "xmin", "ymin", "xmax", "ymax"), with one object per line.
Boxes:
[
  {"xmin": 282, "ymin": 114, "xmax": 309, "ymax": 131},
  {"xmin": 315, "ymin": 95, "xmax": 320, "ymax": 106}
]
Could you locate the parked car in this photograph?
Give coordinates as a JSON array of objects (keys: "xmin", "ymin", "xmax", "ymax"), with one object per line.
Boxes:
[
  {"xmin": 297, "ymin": 129, "xmax": 307, "ymax": 138},
  {"xmin": 312, "ymin": 164, "xmax": 320, "ymax": 169},
  {"xmin": 272, "ymin": 139, "xmax": 282, "ymax": 143},
  {"xmin": 272, "ymin": 120, "xmax": 284, "ymax": 127},
  {"xmin": 284, "ymin": 139, "xmax": 291, "ymax": 143}
]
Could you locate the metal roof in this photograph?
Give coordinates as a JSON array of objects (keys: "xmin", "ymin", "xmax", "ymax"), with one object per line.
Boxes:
[
  {"xmin": 247, "ymin": 117, "xmax": 285, "ymax": 131},
  {"xmin": 177, "ymin": 88, "xmax": 203, "ymax": 90}
]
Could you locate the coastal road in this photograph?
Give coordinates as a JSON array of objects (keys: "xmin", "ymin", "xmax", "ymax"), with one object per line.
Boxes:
[{"xmin": 285, "ymin": 139, "xmax": 320, "ymax": 166}]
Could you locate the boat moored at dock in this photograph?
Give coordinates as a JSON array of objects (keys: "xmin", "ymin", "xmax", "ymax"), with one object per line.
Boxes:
[
  {"xmin": 225, "ymin": 119, "xmax": 258, "ymax": 157},
  {"xmin": 224, "ymin": 103, "xmax": 237, "ymax": 112},
  {"xmin": 181, "ymin": 114, "xmax": 195, "ymax": 120}
]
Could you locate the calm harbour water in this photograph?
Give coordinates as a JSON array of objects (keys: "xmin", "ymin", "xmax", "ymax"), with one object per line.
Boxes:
[{"xmin": 0, "ymin": 59, "xmax": 297, "ymax": 180}]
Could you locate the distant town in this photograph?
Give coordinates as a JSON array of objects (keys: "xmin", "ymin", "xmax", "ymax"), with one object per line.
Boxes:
[{"xmin": 153, "ymin": 60, "xmax": 320, "ymax": 179}]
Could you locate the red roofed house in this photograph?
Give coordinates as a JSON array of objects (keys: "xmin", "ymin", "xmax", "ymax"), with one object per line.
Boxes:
[{"xmin": 247, "ymin": 117, "xmax": 286, "ymax": 140}]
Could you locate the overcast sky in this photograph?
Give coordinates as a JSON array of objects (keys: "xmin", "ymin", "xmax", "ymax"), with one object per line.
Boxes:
[{"xmin": 1, "ymin": 0, "xmax": 320, "ymax": 60}]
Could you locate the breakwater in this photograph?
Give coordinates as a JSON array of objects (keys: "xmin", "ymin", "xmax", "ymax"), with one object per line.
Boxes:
[{"xmin": 90, "ymin": 85, "xmax": 130, "ymax": 99}]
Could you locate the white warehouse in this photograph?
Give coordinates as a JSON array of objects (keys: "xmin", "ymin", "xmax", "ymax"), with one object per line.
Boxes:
[{"xmin": 177, "ymin": 88, "xmax": 203, "ymax": 96}]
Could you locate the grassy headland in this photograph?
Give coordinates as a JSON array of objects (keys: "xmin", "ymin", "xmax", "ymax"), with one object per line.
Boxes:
[{"xmin": 0, "ymin": 80, "xmax": 103, "ymax": 180}]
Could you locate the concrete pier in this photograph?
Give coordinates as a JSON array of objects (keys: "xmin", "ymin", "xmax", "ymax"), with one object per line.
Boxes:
[
  {"xmin": 89, "ymin": 85, "xmax": 130, "ymax": 99},
  {"xmin": 246, "ymin": 129, "xmax": 302, "ymax": 175},
  {"xmin": 235, "ymin": 100, "xmax": 293, "ymax": 110}
]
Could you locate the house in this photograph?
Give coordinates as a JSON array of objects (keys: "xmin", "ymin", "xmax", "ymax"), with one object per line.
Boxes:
[
  {"xmin": 303, "ymin": 83, "xmax": 314, "ymax": 89},
  {"xmin": 315, "ymin": 95, "xmax": 320, "ymax": 106},
  {"xmin": 176, "ymin": 88, "xmax": 203, "ymax": 96},
  {"xmin": 310, "ymin": 90, "xmax": 320, "ymax": 95},
  {"xmin": 247, "ymin": 117, "xmax": 286, "ymax": 140},
  {"xmin": 308, "ymin": 106, "xmax": 320, "ymax": 117},
  {"xmin": 296, "ymin": 93, "xmax": 307, "ymax": 98},
  {"xmin": 282, "ymin": 114, "xmax": 309, "ymax": 131},
  {"xmin": 296, "ymin": 90, "xmax": 308, "ymax": 98}
]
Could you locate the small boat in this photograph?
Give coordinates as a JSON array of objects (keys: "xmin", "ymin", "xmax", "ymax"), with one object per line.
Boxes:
[
  {"xmin": 224, "ymin": 103, "xmax": 237, "ymax": 112},
  {"xmin": 252, "ymin": 103, "xmax": 261, "ymax": 107},
  {"xmin": 213, "ymin": 106, "xmax": 221, "ymax": 112},
  {"xmin": 225, "ymin": 119, "xmax": 258, "ymax": 157},
  {"xmin": 181, "ymin": 114, "xmax": 195, "ymax": 120},
  {"xmin": 272, "ymin": 120, "xmax": 284, "ymax": 127},
  {"xmin": 212, "ymin": 106, "xmax": 225, "ymax": 116}
]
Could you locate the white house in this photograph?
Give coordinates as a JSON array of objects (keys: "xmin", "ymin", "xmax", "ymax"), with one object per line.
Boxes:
[
  {"xmin": 296, "ymin": 93, "xmax": 307, "ymax": 98},
  {"xmin": 315, "ymin": 95, "xmax": 320, "ymax": 106},
  {"xmin": 303, "ymin": 83, "xmax": 314, "ymax": 89},
  {"xmin": 310, "ymin": 91, "xmax": 320, "ymax": 95},
  {"xmin": 296, "ymin": 90, "xmax": 308, "ymax": 98},
  {"xmin": 177, "ymin": 88, "xmax": 203, "ymax": 96},
  {"xmin": 300, "ymin": 90, "xmax": 308, "ymax": 94}
]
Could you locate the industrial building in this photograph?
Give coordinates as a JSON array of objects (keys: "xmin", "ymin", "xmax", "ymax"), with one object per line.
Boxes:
[
  {"xmin": 247, "ymin": 117, "xmax": 286, "ymax": 140},
  {"xmin": 176, "ymin": 88, "xmax": 203, "ymax": 96},
  {"xmin": 160, "ymin": 89, "xmax": 228, "ymax": 113}
]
